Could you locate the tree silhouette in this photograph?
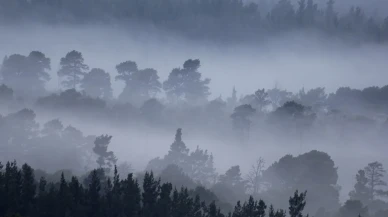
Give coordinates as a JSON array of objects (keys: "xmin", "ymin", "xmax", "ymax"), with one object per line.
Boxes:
[
  {"xmin": 58, "ymin": 50, "xmax": 89, "ymax": 89},
  {"xmin": 142, "ymin": 172, "xmax": 160, "ymax": 217},
  {"xmin": 81, "ymin": 68, "xmax": 113, "ymax": 100},
  {"xmin": 163, "ymin": 59, "xmax": 210, "ymax": 103},
  {"xmin": 246, "ymin": 158, "xmax": 266, "ymax": 195},
  {"xmin": 165, "ymin": 128, "xmax": 190, "ymax": 167},
  {"xmin": 0, "ymin": 51, "xmax": 50, "ymax": 95},
  {"xmin": 115, "ymin": 60, "xmax": 138, "ymax": 102},
  {"xmin": 130, "ymin": 68, "xmax": 161, "ymax": 103},
  {"xmin": 0, "ymin": 160, "xmax": 319, "ymax": 217},
  {"xmin": 349, "ymin": 170, "xmax": 371, "ymax": 204},
  {"xmin": 289, "ymin": 190, "xmax": 308, "ymax": 217},
  {"xmin": 231, "ymin": 104, "xmax": 256, "ymax": 139},
  {"xmin": 241, "ymin": 88, "xmax": 270, "ymax": 112},
  {"xmin": 93, "ymin": 135, "xmax": 117, "ymax": 173},
  {"xmin": 364, "ymin": 162, "xmax": 387, "ymax": 200}
]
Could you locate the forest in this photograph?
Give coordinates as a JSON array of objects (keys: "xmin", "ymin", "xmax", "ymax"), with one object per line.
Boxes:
[
  {"xmin": 0, "ymin": 0, "xmax": 388, "ymax": 42},
  {"xmin": 1, "ymin": 0, "xmax": 388, "ymax": 217},
  {"xmin": 0, "ymin": 48, "xmax": 387, "ymax": 217}
]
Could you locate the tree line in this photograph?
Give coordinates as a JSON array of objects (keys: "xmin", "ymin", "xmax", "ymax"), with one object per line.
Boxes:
[
  {"xmin": 145, "ymin": 129, "xmax": 388, "ymax": 217},
  {"xmin": 4, "ymin": 50, "xmax": 388, "ymax": 112},
  {"xmin": 0, "ymin": 50, "xmax": 209, "ymax": 105},
  {"xmin": 1, "ymin": 0, "xmax": 388, "ymax": 42},
  {"xmin": 0, "ymin": 160, "xmax": 310, "ymax": 217},
  {"xmin": 3, "ymin": 48, "xmax": 388, "ymax": 149}
]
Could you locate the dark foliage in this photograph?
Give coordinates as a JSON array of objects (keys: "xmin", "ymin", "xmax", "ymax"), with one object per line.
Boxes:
[
  {"xmin": 0, "ymin": 161, "xmax": 308, "ymax": 217},
  {"xmin": 1, "ymin": 0, "xmax": 388, "ymax": 42}
]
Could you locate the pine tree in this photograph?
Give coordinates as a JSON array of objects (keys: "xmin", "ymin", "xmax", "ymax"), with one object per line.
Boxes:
[
  {"xmin": 269, "ymin": 205, "xmax": 275, "ymax": 217},
  {"xmin": 36, "ymin": 177, "xmax": 47, "ymax": 217},
  {"xmin": 0, "ymin": 162, "xmax": 5, "ymax": 217},
  {"xmin": 364, "ymin": 162, "xmax": 387, "ymax": 200},
  {"xmin": 256, "ymin": 200, "xmax": 267, "ymax": 217},
  {"xmin": 57, "ymin": 50, "xmax": 89, "ymax": 89},
  {"xmin": 110, "ymin": 166, "xmax": 121, "ymax": 217},
  {"xmin": 192, "ymin": 195, "xmax": 203, "ymax": 217},
  {"xmin": 233, "ymin": 201, "xmax": 243, "ymax": 217},
  {"xmin": 289, "ymin": 191, "xmax": 308, "ymax": 217},
  {"xmin": 122, "ymin": 173, "xmax": 141, "ymax": 217},
  {"xmin": 87, "ymin": 170, "xmax": 101, "ymax": 217},
  {"xmin": 165, "ymin": 128, "xmax": 190, "ymax": 169},
  {"xmin": 93, "ymin": 135, "xmax": 117, "ymax": 173},
  {"xmin": 20, "ymin": 164, "xmax": 36, "ymax": 216},
  {"xmin": 242, "ymin": 196, "xmax": 256, "ymax": 217},
  {"xmin": 207, "ymin": 201, "xmax": 223, "ymax": 217},
  {"xmin": 171, "ymin": 188, "xmax": 180, "ymax": 217},
  {"xmin": 5, "ymin": 161, "xmax": 22, "ymax": 215},
  {"xmin": 142, "ymin": 172, "xmax": 160, "ymax": 217},
  {"xmin": 68, "ymin": 176, "xmax": 85, "ymax": 217},
  {"xmin": 45, "ymin": 184, "xmax": 59, "ymax": 217},
  {"xmin": 157, "ymin": 183, "xmax": 173, "ymax": 217},
  {"xmin": 58, "ymin": 172, "xmax": 70, "ymax": 217},
  {"xmin": 103, "ymin": 178, "xmax": 114, "ymax": 217}
]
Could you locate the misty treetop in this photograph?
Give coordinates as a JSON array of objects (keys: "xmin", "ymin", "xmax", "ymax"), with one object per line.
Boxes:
[
  {"xmin": 58, "ymin": 50, "xmax": 89, "ymax": 90},
  {"xmin": 0, "ymin": 51, "xmax": 50, "ymax": 96},
  {"xmin": 1, "ymin": 46, "xmax": 388, "ymax": 217},
  {"xmin": 163, "ymin": 59, "xmax": 210, "ymax": 104},
  {"xmin": 1, "ymin": 0, "xmax": 388, "ymax": 42}
]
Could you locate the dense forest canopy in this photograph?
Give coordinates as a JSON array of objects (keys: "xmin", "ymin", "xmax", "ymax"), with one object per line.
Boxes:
[{"xmin": 1, "ymin": 0, "xmax": 388, "ymax": 42}]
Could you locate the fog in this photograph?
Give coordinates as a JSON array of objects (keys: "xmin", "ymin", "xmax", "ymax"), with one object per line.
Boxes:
[
  {"xmin": 1, "ymin": 24, "xmax": 388, "ymax": 98},
  {"xmin": 1, "ymin": 21, "xmax": 388, "ymax": 217}
]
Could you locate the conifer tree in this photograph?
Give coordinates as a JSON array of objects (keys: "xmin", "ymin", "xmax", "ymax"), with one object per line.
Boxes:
[
  {"xmin": 289, "ymin": 191, "xmax": 308, "ymax": 217},
  {"xmin": 58, "ymin": 50, "xmax": 89, "ymax": 89},
  {"xmin": 157, "ymin": 183, "xmax": 173, "ymax": 217},
  {"xmin": 58, "ymin": 173, "xmax": 70, "ymax": 217},
  {"xmin": 364, "ymin": 161, "xmax": 387, "ymax": 200},
  {"xmin": 68, "ymin": 176, "xmax": 85, "ymax": 217},
  {"xmin": 87, "ymin": 170, "xmax": 101, "ymax": 217},
  {"xmin": 5, "ymin": 161, "xmax": 22, "ymax": 215},
  {"xmin": 20, "ymin": 164, "xmax": 36, "ymax": 216},
  {"xmin": 122, "ymin": 173, "xmax": 141, "ymax": 217},
  {"xmin": 142, "ymin": 172, "xmax": 160, "ymax": 217}
]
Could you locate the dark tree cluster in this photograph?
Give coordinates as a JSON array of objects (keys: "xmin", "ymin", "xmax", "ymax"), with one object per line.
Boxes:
[
  {"xmin": 1, "ymin": 0, "xmax": 388, "ymax": 42},
  {"xmin": 262, "ymin": 151, "xmax": 340, "ymax": 215},
  {"xmin": 144, "ymin": 129, "xmax": 347, "ymax": 216},
  {"xmin": 0, "ymin": 107, "xmax": 105, "ymax": 173},
  {"xmin": 147, "ymin": 129, "xmax": 217, "ymax": 187},
  {"xmin": 0, "ymin": 161, "xmax": 310, "ymax": 217}
]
